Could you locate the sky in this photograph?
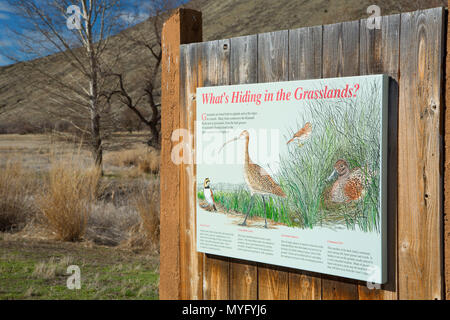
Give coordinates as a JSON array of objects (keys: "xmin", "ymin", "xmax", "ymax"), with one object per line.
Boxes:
[
  {"xmin": 0, "ymin": 1, "xmax": 16, "ymax": 65},
  {"xmin": 0, "ymin": 0, "xmax": 189, "ymax": 66}
]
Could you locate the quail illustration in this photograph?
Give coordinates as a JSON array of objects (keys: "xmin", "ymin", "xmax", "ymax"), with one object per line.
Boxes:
[{"xmin": 203, "ymin": 178, "xmax": 217, "ymax": 211}]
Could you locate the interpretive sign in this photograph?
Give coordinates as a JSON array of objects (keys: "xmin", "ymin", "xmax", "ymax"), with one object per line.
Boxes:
[{"xmin": 195, "ymin": 74, "xmax": 388, "ymax": 283}]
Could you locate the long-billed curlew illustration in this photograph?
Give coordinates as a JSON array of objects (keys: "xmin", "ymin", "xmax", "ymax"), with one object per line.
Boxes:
[{"xmin": 219, "ymin": 130, "xmax": 286, "ymax": 228}]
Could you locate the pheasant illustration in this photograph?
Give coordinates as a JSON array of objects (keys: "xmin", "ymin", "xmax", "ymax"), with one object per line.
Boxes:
[
  {"xmin": 219, "ymin": 130, "xmax": 286, "ymax": 228},
  {"xmin": 203, "ymin": 178, "xmax": 217, "ymax": 211},
  {"xmin": 287, "ymin": 122, "xmax": 312, "ymax": 147},
  {"xmin": 326, "ymin": 159, "xmax": 371, "ymax": 203}
]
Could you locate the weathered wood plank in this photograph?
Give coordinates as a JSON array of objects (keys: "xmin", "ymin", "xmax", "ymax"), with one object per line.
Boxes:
[
  {"xmin": 180, "ymin": 42, "xmax": 203, "ymax": 300},
  {"xmin": 358, "ymin": 14, "xmax": 401, "ymax": 300},
  {"xmin": 257, "ymin": 30, "xmax": 290, "ymax": 300},
  {"xmin": 200, "ymin": 39, "xmax": 231, "ymax": 300},
  {"xmin": 398, "ymin": 7, "xmax": 444, "ymax": 300},
  {"xmin": 160, "ymin": 9, "xmax": 202, "ymax": 300},
  {"xmin": 230, "ymin": 259, "xmax": 258, "ymax": 300},
  {"xmin": 230, "ymin": 35, "xmax": 258, "ymax": 85},
  {"xmin": 289, "ymin": 26, "xmax": 322, "ymax": 81},
  {"xmin": 288, "ymin": 271, "xmax": 322, "ymax": 300},
  {"xmin": 287, "ymin": 25, "xmax": 323, "ymax": 300},
  {"xmin": 321, "ymin": 20, "xmax": 360, "ymax": 300},
  {"xmin": 445, "ymin": 3, "xmax": 450, "ymax": 301},
  {"xmin": 258, "ymin": 31, "xmax": 289, "ymax": 83},
  {"xmin": 322, "ymin": 21, "xmax": 360, "ymax": 81},
  {"xmin": 229, "ymin": 35, "xmax": 259, "ymax": 300}
]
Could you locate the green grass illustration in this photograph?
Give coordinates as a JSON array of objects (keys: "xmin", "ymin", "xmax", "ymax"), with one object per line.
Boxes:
[
  {"xmin": 198, "ymin": 189, "xmax": 292, "ymax": 226},
  {"xmin": 279, "ymin": 80, "xmax": 382, "ymax": 232}
]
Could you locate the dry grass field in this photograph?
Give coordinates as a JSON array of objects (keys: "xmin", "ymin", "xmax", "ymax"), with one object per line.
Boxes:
[{"xmin": 0, "ymin": 132, "xmax": 161, "ymax": 299}]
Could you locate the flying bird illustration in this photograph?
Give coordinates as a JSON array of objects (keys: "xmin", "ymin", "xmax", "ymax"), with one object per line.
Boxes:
[
  {"xmin": 203, "ymin": 178, "xmax": 217, "ymax": 211},
  {"xmin": 287, "ymin": 122, "xmax": 312, "ymax": 147}
]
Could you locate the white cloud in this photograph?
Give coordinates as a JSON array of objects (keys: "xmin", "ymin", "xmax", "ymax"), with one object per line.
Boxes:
[{"xmin": 119, "ymin": 10, "xmax": 149, "ymax": 25}]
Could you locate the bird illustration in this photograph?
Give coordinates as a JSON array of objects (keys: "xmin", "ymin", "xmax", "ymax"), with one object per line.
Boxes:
[
  {"xmin": 326, "ymin": 159, "xmax": 371, "ymax": 203},
  {"xmin": 203, "ymin": 178, "xmax": 217, "ymax": 211},
  {"xmin": 219, "ymin": 130, "xmax": 286, "ymax": 228},
  {"xmin": 287, "ymin": 122, "xmax": 312, "ymax": 147}
]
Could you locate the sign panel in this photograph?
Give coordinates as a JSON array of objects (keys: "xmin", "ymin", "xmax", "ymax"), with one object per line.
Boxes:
[{"xmin": 195, "ymin": 74, "xmax": 388, "ymax": 283}]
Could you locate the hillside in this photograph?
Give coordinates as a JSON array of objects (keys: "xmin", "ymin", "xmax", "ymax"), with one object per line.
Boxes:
[{"xmin": 0, "ymin": 0, "xmax": 446, "ymax": 132}]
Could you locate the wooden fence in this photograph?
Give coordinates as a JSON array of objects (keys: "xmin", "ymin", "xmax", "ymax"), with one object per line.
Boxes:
[{"xmin": 160, "ymin": 6, "xmax": 448, "ymax": 300}]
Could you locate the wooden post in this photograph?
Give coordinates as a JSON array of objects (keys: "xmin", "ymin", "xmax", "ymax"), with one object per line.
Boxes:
[
  {"xmin": 160, "ymin": 8, "xmax": 202, "ymax": 300},
  {"xmin": 398, "ymin": 8, "xmax": 444, "ymax": 300},
  {"xmin": 445, "ymin": 2, "xmax": 450, "ymax": 301}
]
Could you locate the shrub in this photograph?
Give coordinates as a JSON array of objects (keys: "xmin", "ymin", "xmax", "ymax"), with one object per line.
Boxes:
[
  {"xmin": 38, "ymin": 160, "xmax": 101, "ymax": 241},
  {"xmin": 0, "ymin": 162, "xmax": 36, "ymax": 232},
  {"xmin": 85, "ymin": 202, "xmax": 140, "ymax": 246},
  {"xmin": 137, "ymin": 149, "xmax": 160, "ymax": 174},
  {"xmin": 126, "ymin": 178, "xmax": 160, "ymax": 251},
  {"xmin": 104, "ymin": 147, "xmax": 160, "ymax": 174}
]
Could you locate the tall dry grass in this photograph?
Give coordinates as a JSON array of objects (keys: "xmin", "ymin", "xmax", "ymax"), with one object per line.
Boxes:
[
  {"xmin": 86, "ymin": 202, "xmax": 140, "ymax": 246},
  {"xmin": 104, "ymin": 147, "xmax": 160, "ymax": 174},
  {"xmin": 38, "ymin": 160, "xmax": 101, "ymax": 241},
  {"xmin": 123, "ymin": 178, "xmax": 160, "ymax": 252},
  {"xmin": 0, "ymin": 161, "xmax": 37, "ymax": 232}
]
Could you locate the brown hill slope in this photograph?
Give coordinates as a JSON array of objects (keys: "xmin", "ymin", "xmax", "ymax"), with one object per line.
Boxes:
[{"xmin": 0, "ymin": 0, "xmax": 446, "ymax": 131}]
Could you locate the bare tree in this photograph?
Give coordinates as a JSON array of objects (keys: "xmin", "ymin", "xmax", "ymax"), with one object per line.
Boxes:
[
  {"xmin": 102, "ymin": 0, "xmax": 181, "ymax": 148},
  {"xmin": 2, "ymin": 0, "xmax": 125, "ymax": 168}
]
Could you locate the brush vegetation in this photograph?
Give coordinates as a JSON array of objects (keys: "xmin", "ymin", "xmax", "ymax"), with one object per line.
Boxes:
[
  {"xmin": 38, "ymin": 159, "xmax": 101, "ymax": 242},
  {"xmin": 104, "ymin": 146, "xmax": 160, "ymax": 174},
  {"xmin": 0, "ymin": 162, "xmax": 37, "ymax": 232}
]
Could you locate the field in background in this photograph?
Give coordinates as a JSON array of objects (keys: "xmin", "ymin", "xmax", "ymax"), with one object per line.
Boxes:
[{"xmin": 0, "ymin": 132, "xmax": 161, "ymax": 300}]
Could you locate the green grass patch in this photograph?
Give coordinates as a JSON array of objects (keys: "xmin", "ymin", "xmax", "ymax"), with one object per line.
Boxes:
[{"xmin": 0, "ymin": 239, "xmax": 159, "ymax": 300}]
